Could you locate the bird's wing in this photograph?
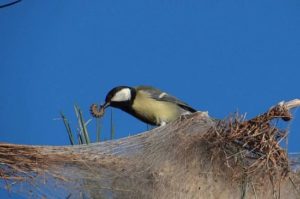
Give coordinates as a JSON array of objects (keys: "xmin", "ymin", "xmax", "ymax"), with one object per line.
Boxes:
[{"xmin": 135, "ymin": 86, "xmax": 197, "ymax": 113}]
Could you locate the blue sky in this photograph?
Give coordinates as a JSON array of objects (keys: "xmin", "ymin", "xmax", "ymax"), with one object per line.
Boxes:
[{"xmin": 0, "ymin": 0, "xmax": 300, "ymax": 198}]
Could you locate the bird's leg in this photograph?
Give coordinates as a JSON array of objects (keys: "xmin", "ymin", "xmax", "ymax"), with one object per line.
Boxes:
[{"xmin": 160, "ymin": 121, "xmax": 167, "ymax": 126}]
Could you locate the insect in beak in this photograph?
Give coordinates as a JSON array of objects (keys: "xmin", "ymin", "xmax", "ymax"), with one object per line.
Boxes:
[{"xmin": 90, "ymin": 102, "xmax": 110, "ymax": 118}]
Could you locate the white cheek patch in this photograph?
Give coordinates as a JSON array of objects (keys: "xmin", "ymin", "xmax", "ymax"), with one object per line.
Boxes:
[{"xmin": 111, "ymin": 88, "xmax": 131, "ymax": 102}]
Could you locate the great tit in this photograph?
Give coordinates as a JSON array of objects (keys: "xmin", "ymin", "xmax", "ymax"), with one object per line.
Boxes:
[{"xmin": 90, "ymin": 86, "xmax": 197, "ymax": 126}]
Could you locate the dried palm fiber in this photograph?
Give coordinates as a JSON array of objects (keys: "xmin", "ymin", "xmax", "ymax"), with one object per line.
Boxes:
[{"xmin": 0, "ymin": 99, "xmax": 300, "ymax": 199}]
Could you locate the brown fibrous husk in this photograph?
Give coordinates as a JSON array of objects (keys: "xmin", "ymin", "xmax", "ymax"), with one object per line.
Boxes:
[{"xmin": 0, "ymin": 102, "xmax": 300, "ymax": 198}]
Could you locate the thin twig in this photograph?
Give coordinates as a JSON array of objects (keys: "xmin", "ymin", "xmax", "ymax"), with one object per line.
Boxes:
[{"xmin": 0, "ymin": 0, "xmax": 21, "ymax": 9}]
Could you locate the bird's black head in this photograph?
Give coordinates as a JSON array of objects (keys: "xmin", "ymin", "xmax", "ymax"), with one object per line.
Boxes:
[{"xmin": 102, "ymin": 86, "xmax": 136, "ymax": 110}]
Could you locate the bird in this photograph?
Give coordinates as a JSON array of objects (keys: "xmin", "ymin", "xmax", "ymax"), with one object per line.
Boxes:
[{"xmin": 90, "ymin": 86, "xmax": 197, "ymax": 126}]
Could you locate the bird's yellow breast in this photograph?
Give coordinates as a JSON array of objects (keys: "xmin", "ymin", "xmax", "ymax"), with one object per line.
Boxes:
[{"xmin": 132, "ymin": 91, "xmax": 180, "ymax": 125}]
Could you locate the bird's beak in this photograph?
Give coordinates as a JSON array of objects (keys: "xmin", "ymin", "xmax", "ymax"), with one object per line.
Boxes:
[{"xmin": 101, "ymin": 101, "xmax": 110, "ymax": 109}]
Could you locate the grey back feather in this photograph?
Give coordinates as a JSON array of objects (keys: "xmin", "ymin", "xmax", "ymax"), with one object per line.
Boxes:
[{"xmin": 135, "ymin": 86, "xmax": 197, "ymax": 113}]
